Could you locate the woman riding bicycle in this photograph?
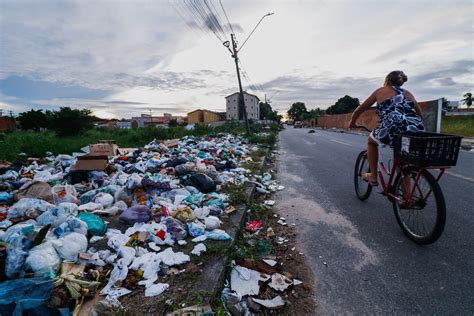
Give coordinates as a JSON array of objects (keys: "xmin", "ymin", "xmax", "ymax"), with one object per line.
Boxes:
[{"xmin": 349, "ymin": 71, "xmax": 425, "ymax": 185}]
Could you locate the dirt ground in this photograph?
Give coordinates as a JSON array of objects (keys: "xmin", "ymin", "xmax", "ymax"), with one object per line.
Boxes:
[{"xmin": 260, "ymin": 212, "xmax": 318, "ymax": 315}]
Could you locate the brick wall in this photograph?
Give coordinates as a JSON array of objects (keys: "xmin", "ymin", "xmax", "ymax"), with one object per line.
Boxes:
[
  {"xmin": 317, "ymin": 100, "xmax": 440, "ymax": 132},
  {"xmin": 0, "ymin": 117, "xmax": 15, "ymax": 132}
]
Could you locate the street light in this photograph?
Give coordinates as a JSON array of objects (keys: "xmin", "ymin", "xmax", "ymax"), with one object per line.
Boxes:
[{"xmin": 238, "ymin": 12, "xmax": 274, "ymax": 52}]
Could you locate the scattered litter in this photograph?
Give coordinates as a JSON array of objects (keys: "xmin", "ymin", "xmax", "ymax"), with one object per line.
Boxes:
[
  {"xmin": 230, "ymin": 265, "xmax": 266, "ymax": 297},
  {"xmin": 264, "ymin": 200, "xmax": 275, "ymax": 206},
  {"xmin": 293, "ymin": 279, "xmax": 303, "ymax": 286},
  {"xmin": 263, "ymin": 259, "xmax": 277, "ymax": 267},
  {"xmin": 246, "ymin": 220, "xmax": 262, "ymax": 232},
  {"xmin": 191, "ymin": 235, "xmax": 207, "ymax": 243},
  {"xmin": 277, "ymin": 219, "xmax": 287, "ymax": 226},
  {"xmin": 191, "ymin": 243, "xmax": 207, "ymax": 256},
  {"xmin": 252, "ymin": 296, "xmax": 285, "ymax": 309},
  {"xmin": 269, "ymin": 273, "xmax": 293, "ymax": 292},
  {"xmin": 266, "ymin": 227, "xmax": 275, "ymax": 237},
  {"xmin": 144, "ymin": 283, "xmax": 169, "ymax": 297},
  {"xmin": 148, "ymin": 242, "xmax": 161, "ymax": 252}
]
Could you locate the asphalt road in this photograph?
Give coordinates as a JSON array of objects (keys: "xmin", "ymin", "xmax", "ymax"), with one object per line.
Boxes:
[{"xmin": 275, "ymin": 127, "xmax": 474, "ymax": 315}]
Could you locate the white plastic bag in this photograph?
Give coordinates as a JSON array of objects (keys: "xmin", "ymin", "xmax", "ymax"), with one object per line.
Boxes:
[
  {"xmin": 7, "ymin": 198, "xmax": 54, "ymax": 219},
  {"xmin": 204, "ymin": 216, "xmax": 222, "ymax": 230},
  {"xmin": 92, "ymin": 192, "xmax": 114, "ymax": 208},
  {"xmin": 37, "ymin": 202, "xmax": 78, "ymax": 226},
  {"xmin": 52, "ymin": 184, "xmax": 79, "ymax": 205},
  {"xmin": 53, "ymin": 217, "xmax": 88, "ymax": 237},
  {"xmin": 25, "ymin": 241, "xmax": 61, "ymax": 276},
  {"xmin": 53, "ymin": 232, "xmax": 88, "ymax": 261}
]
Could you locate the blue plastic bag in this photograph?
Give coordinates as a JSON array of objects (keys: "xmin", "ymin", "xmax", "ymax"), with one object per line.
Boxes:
[{"xmin": 0, "ymin": 277, "xmax": 54, "ymax": 316}]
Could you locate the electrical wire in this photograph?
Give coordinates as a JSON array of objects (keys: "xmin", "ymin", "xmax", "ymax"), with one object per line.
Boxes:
[
  {"xmin": 219, "ymin": 0, "xmax": 235, "ymax": 34},
  {"xmin": 171, "ymin": 0, "xmax": 229, "ymax": 44}
]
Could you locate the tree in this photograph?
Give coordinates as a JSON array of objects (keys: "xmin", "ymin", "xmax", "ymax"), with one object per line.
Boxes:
[
  {"xmin": 48, "ymin": 107, "xmax": 94, "ymax": 136},
  {"xmin": 266, "ymin": 110, "xmax": 283, "ymax": 123},
  {"xmin": 168, "ymin": 118, "xmax": 178, "ymax": 127},
  {"xmin": 287, "ymin": 102, "xmax": 308, "ymax": 121},
  {"xmin": 259, "ymin": 102, "xmax": 282, "ymax": 122},
  {"xmin": 326, "ymin": 95, "xmax": 360, "ymax": 114},
  {"xmin": 259, "ymin": 102, "xmax": 273, "ymax": 120},
  {"xmin": 462, "ymin": 92, "xmax": 472, "ymax": 107},
  {"xmin": 18, "ymin": 109, "xmax": 49, "ymax": 131}
]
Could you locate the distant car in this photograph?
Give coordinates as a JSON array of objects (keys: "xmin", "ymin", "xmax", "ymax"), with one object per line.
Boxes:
[{"xmin": 294, "ymin": 121, "xmax": 303, "ymax": 128}]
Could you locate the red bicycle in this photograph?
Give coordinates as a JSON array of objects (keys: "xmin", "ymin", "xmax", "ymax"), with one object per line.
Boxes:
[{"xmin": 353, "ymin": 126, "xmax": 462, "ymax": 244}]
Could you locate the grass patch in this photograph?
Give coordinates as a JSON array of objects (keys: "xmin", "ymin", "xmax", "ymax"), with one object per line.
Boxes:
[
  {"xmin": 441, "ymin": 115, "xmax": 474, "ymax": 137},
  {"xmin": 240, "ymin": 161, "xmax": 262, "ymax": 174},
  {"xmin": 221, "ymin": 184, "xmax": 248, "ymax": 205},
  {"xmin": 247, "ymin": 201, "xmax": 270, "ymax": 221},
  {"xmin": 247, "ymin": 133, "xmax": 277, "ymax": 147}
]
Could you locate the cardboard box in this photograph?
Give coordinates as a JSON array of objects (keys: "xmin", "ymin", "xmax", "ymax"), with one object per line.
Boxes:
[
  {"xmin": 163, "ymin": 139, "xmax": 180, "ymax": 148},
  {"xmin": 89, "ymin": 143, "xmax": 118, "ymax": 157},
  {"xmin": 70, "ymin": 155, "xmax": 108, "ymax": 171}
]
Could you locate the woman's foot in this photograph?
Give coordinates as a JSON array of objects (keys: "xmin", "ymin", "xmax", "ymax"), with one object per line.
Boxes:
[{"xmin": 362, "ymin": 172, "xmax": 378, "ymax": 186}]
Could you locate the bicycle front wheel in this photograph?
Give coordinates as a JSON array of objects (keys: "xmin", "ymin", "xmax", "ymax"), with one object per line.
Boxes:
[
  {"xmin": 354, "ymin": 150, "xmax": 372, "ymax": 201},
  {"xmin": 392, "ymin": 168, "xmax": 446, "ymax": 244}
]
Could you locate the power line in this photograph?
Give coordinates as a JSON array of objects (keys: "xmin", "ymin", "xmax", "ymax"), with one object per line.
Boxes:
[
  {"xmin": 210, "ymin": 0, "xmax": 230, "ymax": 34},
  {"xmin": 219, "ymin": 0, "xmax": 235, "ymax": 34},
  {"xmin": 172, "ymin": 0, "xmax": 227, "ymax": 44},
  {"xmin": 239, "ymin": 60, "xmax": 265, "ymax": 93}
]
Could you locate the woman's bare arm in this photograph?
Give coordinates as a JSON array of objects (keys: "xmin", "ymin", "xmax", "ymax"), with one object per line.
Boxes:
[{"xmin": 350, "ymin": 90, "xmax": 377, "ymax": 126}]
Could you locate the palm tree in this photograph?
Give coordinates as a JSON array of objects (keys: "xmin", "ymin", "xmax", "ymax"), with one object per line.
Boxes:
[{"xmin": 462, "ymin": 92, "xmax": 472, "ymax": 107}]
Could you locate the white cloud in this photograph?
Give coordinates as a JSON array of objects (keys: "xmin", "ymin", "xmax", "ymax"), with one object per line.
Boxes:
[{"xmin": 0, "ymin": 0, "xmax": 472, "ymax": 117}]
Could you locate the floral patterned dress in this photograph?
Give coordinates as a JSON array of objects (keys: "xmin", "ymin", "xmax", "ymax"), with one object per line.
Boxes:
[{"xmin": 371, "ymin": 86, "xmax": 425, "ymax": 145}]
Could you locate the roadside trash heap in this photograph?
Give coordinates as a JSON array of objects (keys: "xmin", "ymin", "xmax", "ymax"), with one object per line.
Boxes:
[{"xmin": 0, "ymin": 135, "xmax": 258, "ymax": 315}]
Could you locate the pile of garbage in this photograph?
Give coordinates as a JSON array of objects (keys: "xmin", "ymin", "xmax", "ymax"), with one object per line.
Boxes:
[{"xmin": 0, "ymin": 135, "xmax": 259, "ymax": 315}]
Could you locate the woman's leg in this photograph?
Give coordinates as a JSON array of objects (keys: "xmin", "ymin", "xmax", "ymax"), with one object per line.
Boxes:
[{"xmin": 366, "ymin": 137, "xmax": 379, "ymax": 182}]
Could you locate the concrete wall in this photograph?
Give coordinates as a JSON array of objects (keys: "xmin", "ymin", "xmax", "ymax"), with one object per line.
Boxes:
[
  {"xmin": 187, "ymin": 111, "xmax": 203, "ymax": 124},
  {"xmin": 203, "ymin": 111, "xmax": 221, "ymax": 124},
  {"xmin": 317, "ymin": 100, "xmax": 440, "ymax": 132},
  {"xmin": 188, "ymin": 110, "xmax": 225, "ymax": 124}
]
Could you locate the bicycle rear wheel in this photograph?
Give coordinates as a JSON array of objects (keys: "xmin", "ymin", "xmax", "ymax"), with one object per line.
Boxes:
[
  {"xmin": 354, "ymin": 150, "xmax": 372, "ymax": 201},
  {"xmin": 392, "ymin": 168, "xmax": 446, "ymax": 244}
]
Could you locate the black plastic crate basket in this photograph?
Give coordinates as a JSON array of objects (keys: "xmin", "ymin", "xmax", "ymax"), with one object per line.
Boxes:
[{"xmin": 393, "ymin": 132, "xmax": 463, "ymax": 167}]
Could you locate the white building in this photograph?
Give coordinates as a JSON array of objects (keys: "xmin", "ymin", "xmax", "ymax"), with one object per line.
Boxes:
[
  {"xmin": 225, "ymin": 92, "xmax": 260, "ymax": 121},
  {"xmin": 116, "ymin": 120, "xmax": 132, "ymax": 129}
]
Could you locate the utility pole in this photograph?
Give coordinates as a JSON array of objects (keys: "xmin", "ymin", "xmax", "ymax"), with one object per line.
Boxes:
[
  {"xmin": 230, "ymin": 33, "xmax": 250, "ymax": 135},
  {"xmin": 223, "ymin": 12, "xmax": 274, "ymax": 136}
]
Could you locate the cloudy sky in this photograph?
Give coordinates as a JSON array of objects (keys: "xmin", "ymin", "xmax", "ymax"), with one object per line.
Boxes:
[{"xmin": 0, "ymin": 0, "xmax": 472, "ymax": 118}]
